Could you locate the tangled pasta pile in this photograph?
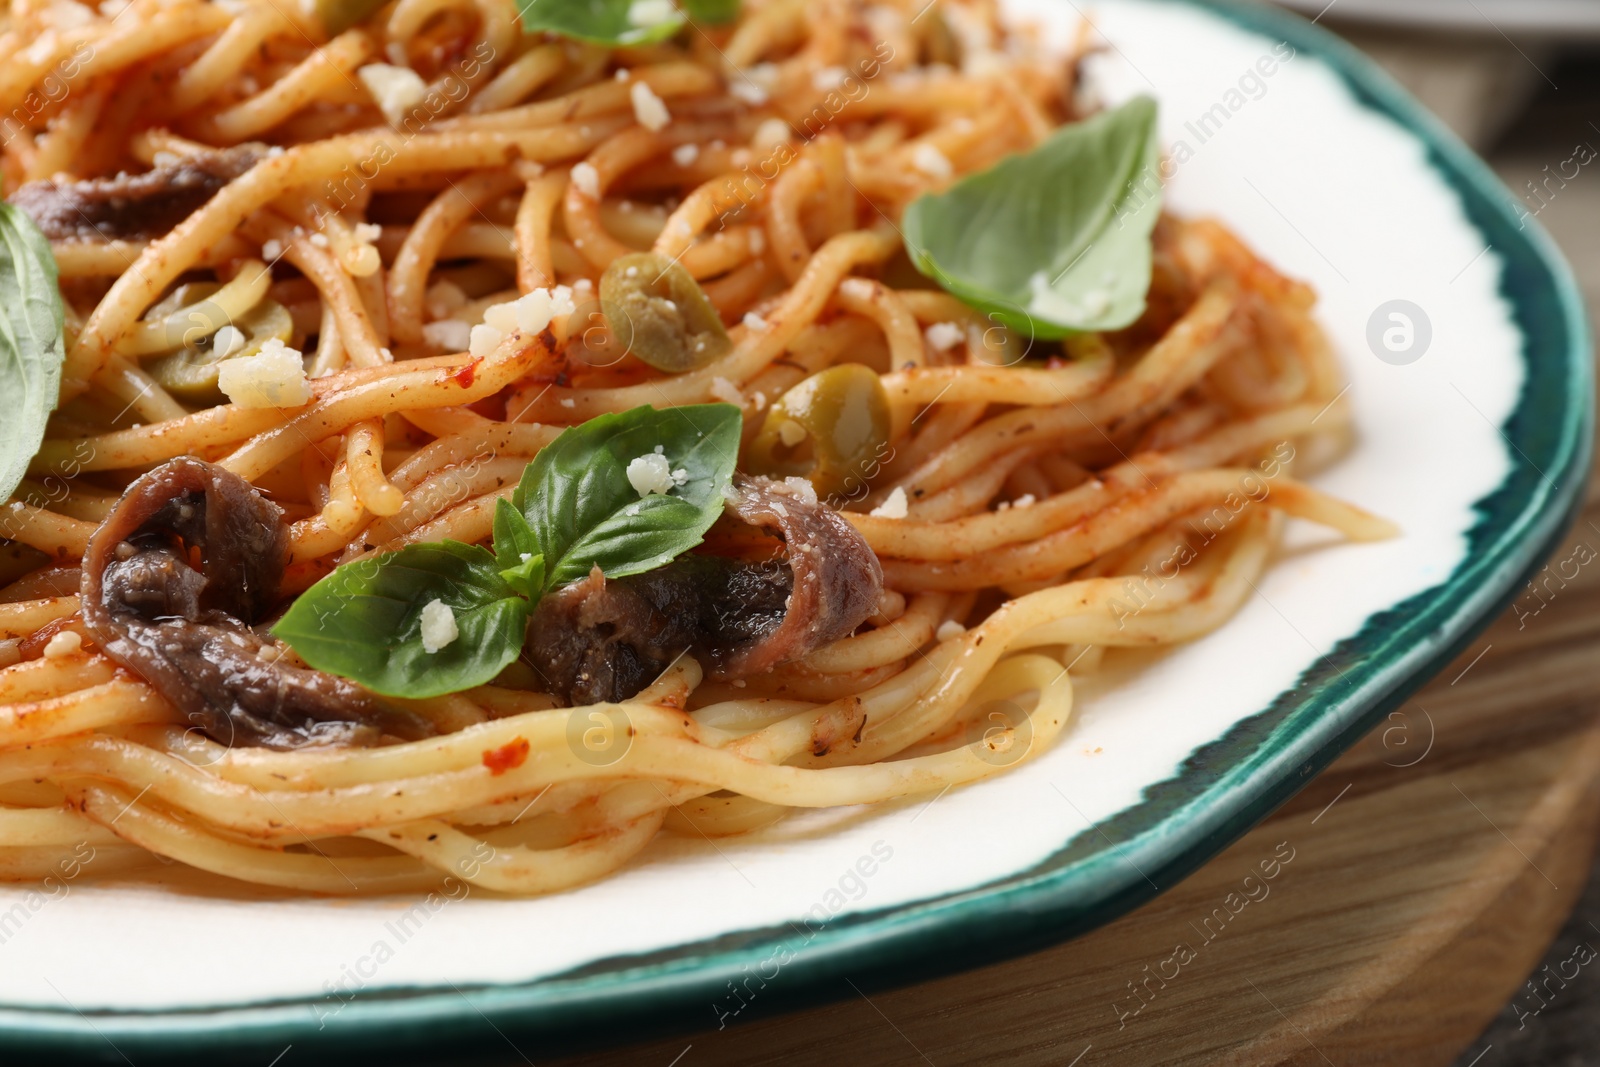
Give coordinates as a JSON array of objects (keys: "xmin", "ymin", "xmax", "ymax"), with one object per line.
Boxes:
[{"xmin": 0, "ymin": 0, "xmax": 1392, "ymax": 894}]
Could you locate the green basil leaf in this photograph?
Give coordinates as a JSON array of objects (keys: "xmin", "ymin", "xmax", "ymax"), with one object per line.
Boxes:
[
  {"xmin": 683, "ymin": 0, "xmax": 738, "ymax": 23},
  {"xmin": 517, "ymin": 0, "xmax": 737, "ymax": 45},
  {"xmin": 514, "ymin": 403, "xmax": 741, "ymax": 588},
  {"xmin": 493, "ymin": 497, "xmax": 539, "ymax": 569},
  {"xmin": 0, "ymin": 204, "xmax": 65, "ymax": 507},
  {"xmin": 273, "ymin": 541, "xmax": 530, "ymax": 699},
  {"xmin": 901, "ymin": 96, "xmax": 1161, "ymax": 339},
  {"xmin": 499, "ymin": 553, "xmax": 545, "ymax": 599}
]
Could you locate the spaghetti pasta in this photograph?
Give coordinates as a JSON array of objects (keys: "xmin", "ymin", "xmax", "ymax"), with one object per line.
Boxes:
[{"xmin": 0, "ymin": 0, "xmax": 1395, "ymax": 896}]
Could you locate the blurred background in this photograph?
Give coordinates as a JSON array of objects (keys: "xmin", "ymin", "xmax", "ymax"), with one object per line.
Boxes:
[{"xmin": 1277, "ymin": 2, "xmax": 1600, "ymax": 1063}]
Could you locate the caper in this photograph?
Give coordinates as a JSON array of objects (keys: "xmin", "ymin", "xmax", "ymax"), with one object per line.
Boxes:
[
  {"xmin": 312, "ymin": 0, "xmax": 389, "ymax": 36},
  {"xmin": 147, "ymin": 298, "xmax": 295, "ymax": 402},
  {"xmin": 746, "ymin": 364, "xmax": 892, "ymax": 500},
  {"xmin": 599, "ymin": 251, "xmax": 731, "ymax": 373}
]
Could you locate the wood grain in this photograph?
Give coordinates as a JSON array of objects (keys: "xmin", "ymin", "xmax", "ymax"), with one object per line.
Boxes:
[{"xmin": 551, "ymin": 468, "xmax": 1600, "ymax": 1067}]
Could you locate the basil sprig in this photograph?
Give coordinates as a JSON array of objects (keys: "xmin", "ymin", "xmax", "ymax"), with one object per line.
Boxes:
[
  {"xmin": 274, "ymin": 404, "xmax": 741, "ymax": 698},
  {"xmin": 517, "ymin": 0, "xmax": 738, "ymax": 46},
  {"xmin": 0, "ymin": 204, "xmax": 65, "ymax": 508},
  {"xmin": 902, "ymin": 96, "xmax": 1162, "ymax": 338}
]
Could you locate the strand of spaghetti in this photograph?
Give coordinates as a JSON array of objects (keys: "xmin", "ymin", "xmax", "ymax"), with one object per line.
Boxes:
[
  {"xmin": 27, "ymin": 82, "xmax": 108, "ymax": 182},
  {"xmin": 800, "ymin": 593, "xmax": 949, "ymax": 674},
  {"xmin": 0, "ymin": 505, "xmax": 97, "ymax": 559},
  {"xmin": 878, "ymin": 348, "xmax": 1116, "ymax": 411},
  {"xmin": 890, "ymin": 279, "xmax": 1241, "ymax": 499},
  {"xmin": 356, "ymin": 811, "xmax": 665, "ymax": 893},
  {"xmin": 205, "ymin": 29, "xmax": 377, "ymax": 144},
  {"xmin": 67, "ymin": 120, "xmax": 630, "ymax": 393},
  {"xmin": 470, "ymin": 42, "xmax": 565, "ymax": 114},
  {"xmin": 65, "ymin": 781, "xmax": 438, "ymax": 893},
  {"xmin": 170, "ymin": 6, "xmax": 286, "ymax": 112},
  {"xmin": 389, "ymin": 169, "xmax": 522, "ymax": 345},
  {"xmin": 0, "ymin": 652, "xmax": 115, "ymax": 703},
  {"xmin": 564, "ymin": 122, "xmax": 732, "ymax": 270},
  {"xmin": 218, "ymin": 332, "xmax": 554, "ymax": 481},
  {"xmin": 0, "ymin": 677, "xmax": 179, "ymax": 744},
  {"xmin": 0, "ymin": 807, "xmax": 122, "ymax": 848},
  {"xmin": 876, "ymin": 471, "xmax": 1393, "ymax": 590},
  {"xmin": 28, "ymin": 408, "xmax": 287, "ymax": 476},
  {"xmin": 513, "ymin": 168, "xmax": 568, "ymax": 291},
  {"xmin": 0, "ymin": 597, "xmax": 81, "ymax": 640},
  {"xmin": 833, "ymin": 276, "xmax": 925, "ymax": 370},
  {"xmin": 437, "ymin": 62, "xmax": 719, "ymax": 131},
  {"xmin": 74, "ymin": 4, "xmax": 232, "ymax": 95},
  {"xmin": 344, "ymin": 420, "xmax": 404, "ymax": 516},
  {"xmin": 768, "ymin": 157, "xmax": 823, "ymax": 283}
]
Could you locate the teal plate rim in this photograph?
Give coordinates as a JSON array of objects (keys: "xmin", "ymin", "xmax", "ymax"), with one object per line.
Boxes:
[{"xmin": 3, "ymin": 1, "xmax": 1593, "ymax": 1062}]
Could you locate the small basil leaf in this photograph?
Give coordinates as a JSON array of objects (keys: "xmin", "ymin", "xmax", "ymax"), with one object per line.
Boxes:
[
  {"xmin": 499, "ymin": 552, "xmax": 545, "ymax": 600},
  {"xmin": 0, "ymin": 204, "xmax": 65, "ymax": 507},
  {"xmin": 514, "ymin": 403, "xmax": 741, "ymax": 588},
  {"xmin": 901, "ymin": 96, "xmax": 1161, "ymax": 338},
  {"xmin": 493, "ymin": 497, "xmax": 539, "ymax": 572},
  {"xmin": 683, "ymin": 0, "xmax": 738, "ymax": 23},
  {"xmin": 514, "ymin": 0, "xmax": 669, "ymax": 44},
  {"xmin": 273, "ymin": 541, "xmax": 530, "ymax": 699}
]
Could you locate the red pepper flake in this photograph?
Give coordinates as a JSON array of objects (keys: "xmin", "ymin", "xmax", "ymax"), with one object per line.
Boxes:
[
  {"xmin": 452, "ymin": 360, "xmax": 480, "ymax": 388},
  {"xmin": 482, "ymin": 737, "xmax": 530, "ymax": 776}
]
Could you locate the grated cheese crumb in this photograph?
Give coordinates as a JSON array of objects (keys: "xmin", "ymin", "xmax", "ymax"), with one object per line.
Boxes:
[
  {"xmin": 630, "ymin": 80, "xmax": 671, "ymax": 132},
  {"xmin": 425, "ymin": 280, "xmax": 468, "ymax": 319},
  {"xmin": 1012, "ymin": 493, "xmax": 1036, "ymax": 508},
  {"xmin": 571, "ymin": 162, "xmax": 601, "ymax": 199},
  {"xmin": 671, "ymin": 143, "xmax": 700, "ymax": 167},
  {"xmin": 42, "ymin": 630, "xmax": 82, "ymax": 659},
  {"xmin": 935, "ymin": 619, "xmax": 967, "ymax": 642},
  {"xmin": 468, "ymin": 323, "xmax": 504, "ymax": 360},
  {"xmin": 924, "ymin": 321, "xmax": 963, "ymax": 352},
  {"xmin": 709, "ymin": 376, "xmax": 744, "ymax": 406},
  {"xmin": 776, "ymin": 419, "xmax": 806, "ymax": 447},
  {"xmin": 840, "ymin": 277, "xmax": 875, "ymax": 301},
  {"xmin": 419, "ymin": 599, "xmax": 459, "ymax": 654},
  {"xmin": 308, "ymin": 231, "xmax": 330, "ymax": 249},
  {"xmin": 358, "ymin": 63, "xmax": 427, "ymax": 127},
  {"xmin": 217, "ymin": 338, "xmax": 311, "ymax": 408},
  {"xmin": 354, "ymin": 222, "xmax": 382, "ymax": 243},
  {"xmin": 911, "ymin": 142, "xmax": 954, "ymax": 181},
  {"xmin": 729, "ymin": 77, "xmax": 768, "ymax": 106},
  {"xmin": 421, "ymin": 319, "xmax": 472, "ymax": 352},
  {"xmin": 781, "ymin": 476, "xmax": 818, "ymax": 505},
  {"xmin": 742, "ymin": 311, "xmax": 768, "ymax": 331},
  {"xmin": 212, "ymin": 324, "xmax": 246, "ymax": 360},
  {"xmin": 870, "ymin": 486, "xmax": 909, "ymax": 519},
  {"xmin": 812, "ymin": 66, "xmax": 848, "ymax": 91},
  {"xmin": 261, "ymin": 239, "xmax": 284, "ymax": 261},
  {"xmin": 627, "ymin": 0, "xmax": 676, "ymax": 27},
  {"xmin": 627, "ymin": 452, "xmax": 676, "ymax": 497},
  {"xmin": 753, "ymin": 118, "xmax": 791, "ymax": 148}
]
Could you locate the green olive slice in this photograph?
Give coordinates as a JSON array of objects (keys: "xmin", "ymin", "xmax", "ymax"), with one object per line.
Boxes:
[
  {"xmin": 147, "ymin": 299, "xmax": 295, "ymax": 402},
  {"xmin": 599, "ymin": 251, "xmax": 731, "ymax": 373},
  {"xmin": 746, "ymin": 364, "xmax": 892, "ymax": 501},
  {"xmin": 313, "ymin": 0, "xmax": 390, "ymax": 36}
]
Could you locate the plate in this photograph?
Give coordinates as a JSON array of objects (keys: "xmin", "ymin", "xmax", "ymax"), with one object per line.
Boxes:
[{"xmin": 1, "ymin": 0, "xmax": 1591, "ymax": 1062}]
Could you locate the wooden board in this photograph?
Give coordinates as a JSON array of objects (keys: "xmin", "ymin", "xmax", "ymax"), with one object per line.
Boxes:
[{"xmin": 551, "ymin": 474, "xmax": 1600, "ymax": 1067}]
